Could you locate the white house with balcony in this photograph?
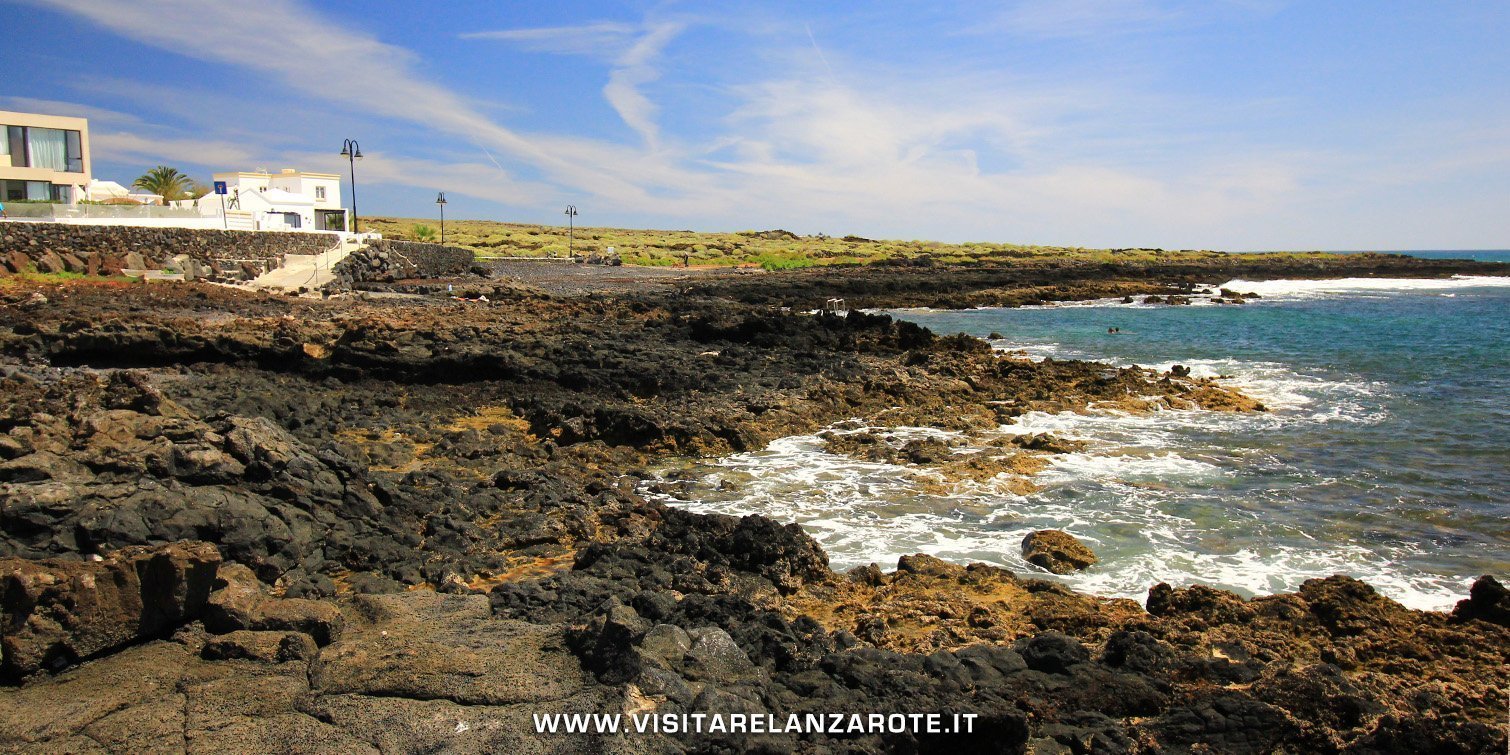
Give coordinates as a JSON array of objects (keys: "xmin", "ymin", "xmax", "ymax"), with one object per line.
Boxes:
[{"xmin": 183, "ymin": 169, "xmax": 347, "ymax": 232}]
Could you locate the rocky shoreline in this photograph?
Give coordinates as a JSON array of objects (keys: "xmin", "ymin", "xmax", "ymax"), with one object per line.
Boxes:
[{"xmin": 0, "ymin": 253, "xmax": 1506, "ymax": 753}]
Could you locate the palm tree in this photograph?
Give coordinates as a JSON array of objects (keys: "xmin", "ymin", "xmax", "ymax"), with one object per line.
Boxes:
[{"xmin": 132, "ymin": 166, "xmax": 194, "ymax": 205}]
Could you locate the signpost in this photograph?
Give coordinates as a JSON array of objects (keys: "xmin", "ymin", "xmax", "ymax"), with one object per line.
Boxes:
[{"xmin": 214, "ymin": 181, "xmax": 228, "ymax": 230}]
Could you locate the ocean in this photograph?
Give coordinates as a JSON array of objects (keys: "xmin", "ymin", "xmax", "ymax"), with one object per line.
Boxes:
[
  {"xmin": 647, "ymin": 257, "xmax": 1510, "ymax": 611},
  {"xmin": 1245, "ymin": 250, "xmax": 1510, "ymax": 263}
]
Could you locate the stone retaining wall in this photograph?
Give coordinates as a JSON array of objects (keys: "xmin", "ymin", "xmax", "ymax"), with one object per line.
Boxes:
[
  {"xmin": 0, "ymin": 222, "xmax": 335, "ymax": 281},
  {"xmin": 330, "ymin": 240, "xmax": 475, "ymax": 287},
  {"xmin": 369, "ymin": 240, "xmax": 475, "ymax": 278}
]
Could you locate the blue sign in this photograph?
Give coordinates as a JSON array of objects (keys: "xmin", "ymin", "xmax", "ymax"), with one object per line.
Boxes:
[{"xmin": 213, "ymin": 181, "xmax": 228, "ymax": 195}]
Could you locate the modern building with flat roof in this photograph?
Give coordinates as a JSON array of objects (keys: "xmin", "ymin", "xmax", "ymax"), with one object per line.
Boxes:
[{"xmin": 0, "ymin": 110, "xmax": 91, "ymax": 205}]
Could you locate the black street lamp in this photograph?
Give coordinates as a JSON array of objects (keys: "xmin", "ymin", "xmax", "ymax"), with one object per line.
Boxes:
[
  {"xmin": 435, "ymin": 192, "xmax": 447, "ymax": 244},
  {"xmin": 563, "ymin": 205, "xmax": 578, "ymax": 259},
  {"xmin": 339, "ymin": 138, "xmax": 362, "ymax": 233}
]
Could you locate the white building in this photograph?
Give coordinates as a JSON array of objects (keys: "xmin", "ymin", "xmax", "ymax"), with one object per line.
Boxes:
[
  {"xmin": 186, "ymin": 169, "xmax": 347, "ymax": 232},
  {"xmin": 85, "ymin": 179, "xmax": 130, "ymax": 202},
  {"xmin": 85, "ymin": 179, "xmax": 163, "ymax": 205}
]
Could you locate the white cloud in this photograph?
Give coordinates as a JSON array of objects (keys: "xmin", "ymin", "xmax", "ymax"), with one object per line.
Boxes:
[
  {"xmin": 602, "ymin": 23, "xmax": 682, "ymax": 149},
  {"xmin": 30, "ymin": 0, "xmax": 620, "ymax": 193},
  {"xmin": 460, "ymin": 22, "xmax": 639, "ymax": 56},
  {"xmin": 90, "ymin": 132, "xmax": 260, "ymax": 171},
  {"xmin": 0, "ymin": 96, "xmax": 142, "ymax": 125},
  {"xmin": 288, "ymin": 151, "xmax": 559, "ymax": 209},
  {"xmin": 466, "ymin": 20, "xmax": 683, "ymax": 149},
  {"xmin": 91, "ymin": 127, "xmax": 558, "ymax": 211}
]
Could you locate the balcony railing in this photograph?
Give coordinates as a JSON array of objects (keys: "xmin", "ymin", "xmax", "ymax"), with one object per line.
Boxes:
[{"xmin": 1, "ymin": 203, "xmax": 202, "ymax": 220}]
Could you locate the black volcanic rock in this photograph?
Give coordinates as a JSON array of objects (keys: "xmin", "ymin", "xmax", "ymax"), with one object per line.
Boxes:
[{"xmin": 1453, "ymin": 574, "xmax": 1510, "ymax": 626}]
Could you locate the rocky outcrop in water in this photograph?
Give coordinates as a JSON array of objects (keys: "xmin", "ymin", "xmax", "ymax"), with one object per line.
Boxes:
[{"xmin": 1022, "ymin": 530, "xmax": 1100, "ymax": 574}]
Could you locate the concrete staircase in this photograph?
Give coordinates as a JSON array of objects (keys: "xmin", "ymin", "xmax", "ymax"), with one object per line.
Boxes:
[{"xmin": 250, "ymin": 235, "xmax": 363, "ymax": 293}]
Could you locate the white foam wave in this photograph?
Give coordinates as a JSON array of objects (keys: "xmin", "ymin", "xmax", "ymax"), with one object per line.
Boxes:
[
  {"xmin": 1066, "ymin": 545, "xmax": 1471, "ymax": 612},
  {"xmin": 1144, "ymin": 358, "xmax": 1384, "ymax": 418},
  {"xmin": 651, "ymin": 291, "xmax": 1481, "ymax": 613},
  {"xmin": 989, "ymin": 339, "xmax": 1087, "ymax": 362},
  {"xmin": 644, "ymin": 406, "xmax": 1471, "ymax": 614},
  {"xmin": 648, "ymin": 455, "xmax": 1468, "ymax": 612},
  {"xmin": 989, "ymin": 344, "xmax": 1385, "ymax": 421},
  {"xmin": 1219, "ymin": 275, "xmax": 1510, "ymax": 300},
  {"xmin": 1033, "ymin": 295, "xmax": 1224, "ymax": 309}
]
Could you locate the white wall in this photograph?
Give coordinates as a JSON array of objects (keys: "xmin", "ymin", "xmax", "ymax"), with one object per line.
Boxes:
[
  {"xmin": 267, "ymin": 174, "xmax": 341, "ymax": 210},
  {"xmin": 28, "ymin": 216, "xmax": 225, "ymax": 229},
  {"xmin": 306, "ymin": 177, "xmax": 342, "ymax": 209}
]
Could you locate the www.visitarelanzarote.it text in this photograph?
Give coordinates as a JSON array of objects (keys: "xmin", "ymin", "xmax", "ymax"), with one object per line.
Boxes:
[{"xmin": 534, "ymin": 711, "xmax": 980, "ymax": 735}]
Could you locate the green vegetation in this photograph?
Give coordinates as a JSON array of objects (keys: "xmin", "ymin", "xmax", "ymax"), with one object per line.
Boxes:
[
  {"xmin": 749, "ymin": 253, "xmax": 816, "ymax": 271},
  {"xmin": 362, "ymin": 216, "xmax": 1339, "ymax": 269},
  {"xmin": 411, "ymin": 224, "xmax": 437, "ymax": 242},
  {"xmin": 132, "ymin": 166, "xmax": 194, "ymax": 203},
  {"xmin": 0, "ymin": 266, "xmax": 138, "ymax": 286}
]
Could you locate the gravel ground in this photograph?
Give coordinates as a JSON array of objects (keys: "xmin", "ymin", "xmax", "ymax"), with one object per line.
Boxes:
[{"xmin": 485, "ymin": 258, "xmax": 756, "ymax": 294}]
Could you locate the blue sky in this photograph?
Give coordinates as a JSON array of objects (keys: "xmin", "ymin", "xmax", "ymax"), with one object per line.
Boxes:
[{"xmin": 2, "ymin": 0, "xmax": 1507, "ymax": 249}]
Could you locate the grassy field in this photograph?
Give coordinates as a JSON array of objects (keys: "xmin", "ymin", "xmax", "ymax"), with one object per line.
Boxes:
[
  {"xmin": 0, "ymin": 268, "xmax": 139, "ymax": 287},
  {"xmin": 362, "ymin": 216, "xmax": 1286, "ymax": 270}
]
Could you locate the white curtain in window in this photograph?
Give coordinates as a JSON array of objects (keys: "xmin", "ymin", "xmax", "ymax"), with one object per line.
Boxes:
[
  {"xmin": 29, "ymin": 128, "xmax": 67, "ymax": 171},
  {"xmin": 26, "ymin": 181, "xmax": 51, "ymax": 201}
]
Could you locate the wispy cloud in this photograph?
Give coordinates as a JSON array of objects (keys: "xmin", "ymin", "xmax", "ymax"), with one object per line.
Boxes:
[
  {"xmin": 81, "ymin": 116, "xmax": 559, "ymax": 210},
  {"xmin": 460, "ymin": 21, "xmax": 639, "ymax": 56},
  {"xmin": 0, "ymin": 96, "xmax": 142, "ymax": 126},
  {"xmin": 803, "ymin": 24, "xmax": 840, "ymax": 88},
  {"xmin": 29, "ymin": 0, "xmax": 636, "ymax": 196},
  {"xmin": 90, "ymin": 131, "xmax": 261, "ymax": 168},
  {"xmin": 603, "ymin": 23, "xmax": 681, "ymax": 149},
  {"xmin": 286, "ymin": 150, "xmax": 560, "ymax": 208},
  {"xmin": 466, "ymin": 20, "xmax": 683, "ymax": 150}
]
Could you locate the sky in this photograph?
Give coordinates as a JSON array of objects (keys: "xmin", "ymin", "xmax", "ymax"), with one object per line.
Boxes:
[{"xmin": 1, "ymin": 0, "xmax": 1507, "ymax": 250}]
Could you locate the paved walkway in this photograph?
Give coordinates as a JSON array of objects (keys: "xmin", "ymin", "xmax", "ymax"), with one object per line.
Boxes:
[{"xmin": 251, "ymin": 237, "xmax": 360, "ymax": 292}]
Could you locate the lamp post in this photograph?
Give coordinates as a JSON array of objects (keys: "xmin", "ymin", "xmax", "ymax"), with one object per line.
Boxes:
[
  {"xmin": 563, "ymin": 205, "xmax": 578, "ymax": 259},
  {"xmin": 435, "ymin": 192, "xmax": 447, "ymax": 244},
  {"xmin": 339, "ymin": 139, "xmax": 362, "ymax": 233}
]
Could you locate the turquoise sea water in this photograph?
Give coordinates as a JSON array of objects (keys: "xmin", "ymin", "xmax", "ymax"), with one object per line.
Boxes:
[
  {"xmin": 1397, "ymin": 250, "xmax": 1510, "ymax": 262},
  {"xmin": 649, "ymin": 261, "xmax": 1510, "ymax": 611},
  {"xmin": 1242, "ymin": 250, "xmax": 1510, "ymax": 263}
]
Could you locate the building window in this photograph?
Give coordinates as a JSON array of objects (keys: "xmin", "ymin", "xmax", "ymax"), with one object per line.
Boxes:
[
  {"xmin": 27, "ymin": 128, "xmax": 68, "ymax": 171},
  {"xmin": 6, "ymin": 127, "xmax": 27, "ymax": 167},
  {"xmin": 315, "ymin": 186, "xmax": 326, "ymax": 200},
  {"xmin": 65, "ymin": 130, "xmax": 83, "ymax": 172}
]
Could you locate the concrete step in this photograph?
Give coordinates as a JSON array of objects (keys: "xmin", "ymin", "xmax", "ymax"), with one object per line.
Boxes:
[{"xmin": 250, "ymin": 242, "xmax": 356, "ymax": 292}]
